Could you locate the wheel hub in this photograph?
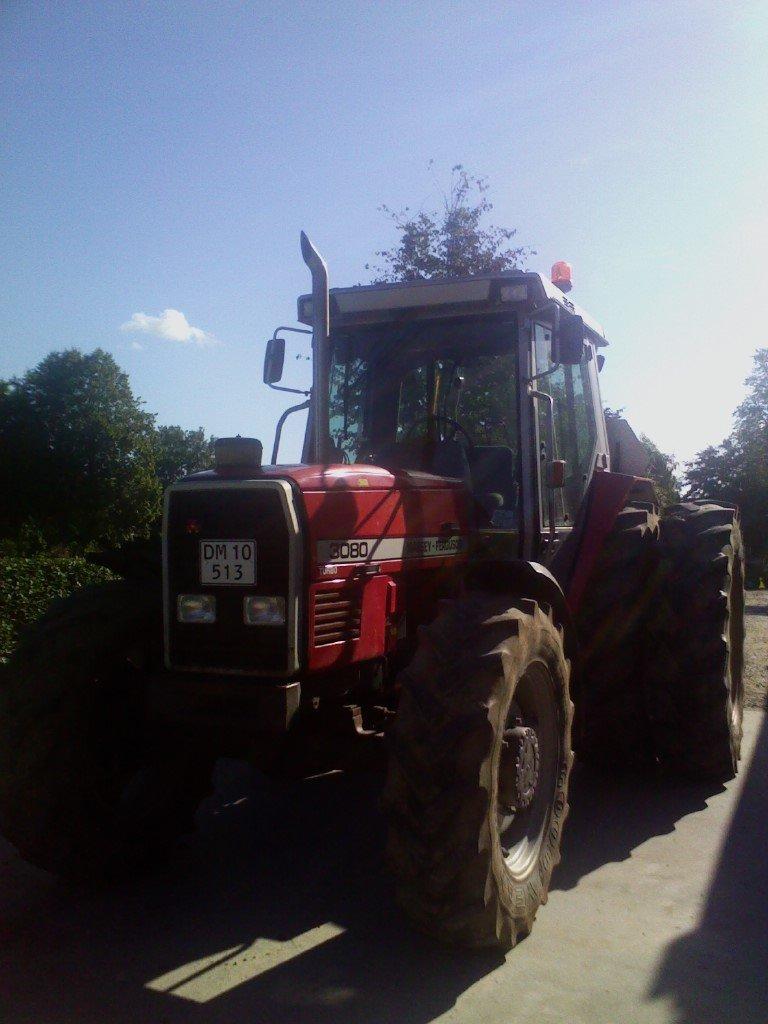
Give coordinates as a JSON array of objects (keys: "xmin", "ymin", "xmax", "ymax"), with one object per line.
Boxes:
[{"xmin": 500, "ymin": 725, "xmax": 540, "ymax": 812}]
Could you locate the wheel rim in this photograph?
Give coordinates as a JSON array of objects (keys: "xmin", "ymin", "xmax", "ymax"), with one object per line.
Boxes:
[{"xmin": 497, "ymin": 661, "xmax": 560, "ymax": 880}]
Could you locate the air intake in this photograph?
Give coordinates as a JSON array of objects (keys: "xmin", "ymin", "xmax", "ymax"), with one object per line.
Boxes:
[
  {"xmin": 313, "ymin": 587, "xmax": 362, "ymax": 646},
  {"xmin": 214, "ymin": 436, "xmax": 262, "ymax": 470}
]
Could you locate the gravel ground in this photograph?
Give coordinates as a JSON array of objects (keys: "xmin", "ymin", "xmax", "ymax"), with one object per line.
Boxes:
[{"xmin": 745, "ymin": 590, "xmax": 768, "ymax": 709}]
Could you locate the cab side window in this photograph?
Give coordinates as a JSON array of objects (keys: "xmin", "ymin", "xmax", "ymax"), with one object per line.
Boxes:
[
  {"xmin": 533, "ymin": 323, "xmax": 597, "ymax": 525},
  {"xmin": 329, "ymin": 355, "xmax": 369, "ymax": 460}
]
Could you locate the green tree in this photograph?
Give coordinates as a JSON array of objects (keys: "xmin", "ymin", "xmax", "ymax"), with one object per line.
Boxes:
[
  {"xmin": 367, "ymin": 164, "xmax": 533, "ymax": 282},
  {"xmin": 639, "ymin": 434, "xmax": 680, "ymax": 508},
  {"xmin": 154, "ymin": 425, "xmax": 215, "ymax": 491},
  {"xmin": 604, "ymin": 407, "xmax": 680, "ymax": 507},
  {"xmin": 686, "ymin": 349, "xmax": 768, "ymax": 582},
  {"xmin": 330, "ymin": 166, "xmax": 531, "ymax": 454},
  {"xmin": 0, "ymin": 349, "xmax": 160, "ymax": 550}
]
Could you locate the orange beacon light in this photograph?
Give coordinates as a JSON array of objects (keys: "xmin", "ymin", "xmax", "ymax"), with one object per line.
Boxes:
[{"xmin": 551, "ymin": 261, "xmax": 572, "ymax": 293}]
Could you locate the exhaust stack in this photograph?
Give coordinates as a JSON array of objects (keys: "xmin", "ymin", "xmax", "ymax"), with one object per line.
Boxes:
[{"xmin": 300, "ymin": 231, "xmax": 330, "ymax": 464}]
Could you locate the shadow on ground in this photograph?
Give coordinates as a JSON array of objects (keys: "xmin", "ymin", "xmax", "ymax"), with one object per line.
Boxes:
[
  {"xmin": 4, "ymin": 719, "xmax": 763, "ymax": 1024},
  {"xmin": 1, "ymin": 768, "xmax": 504, "ymax": 1024},
  {"xmin": 647, "ymin": 709, "xmax": 768, "ymax": 1024},
  {"xmin": 555, "ymin": 764, "xmax": 723, "ymax": 892}
]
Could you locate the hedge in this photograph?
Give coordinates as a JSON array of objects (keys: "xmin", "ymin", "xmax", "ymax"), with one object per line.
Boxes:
[{"xmin": 0, "ymin": 556, "xmax": 114, "ymax": 662}]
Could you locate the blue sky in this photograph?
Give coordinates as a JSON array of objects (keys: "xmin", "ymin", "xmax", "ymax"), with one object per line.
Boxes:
[{"xmin": 2, "ymin": 1, "xmax": 767, "ymax": 465}]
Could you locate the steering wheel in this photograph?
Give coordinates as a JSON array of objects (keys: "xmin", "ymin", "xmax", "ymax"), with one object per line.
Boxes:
[{"xmin": 405, "ymin": 413, "xmax": 475, "ymax": 450}]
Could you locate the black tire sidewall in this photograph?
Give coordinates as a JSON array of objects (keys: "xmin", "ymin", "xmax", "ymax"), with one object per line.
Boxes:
[
  {"xmin": 0, "ymin": 581, "xmax": 211, "ymax": 876},
  {"xmin": 488, "ymin": 617, "xmax": 571, "ymax": 924}
]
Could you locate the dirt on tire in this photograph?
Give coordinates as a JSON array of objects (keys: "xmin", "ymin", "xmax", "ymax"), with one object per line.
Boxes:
[
  {"xmin": 574, "ymin": 502, "xmax": 660, "ymax": 770},
  {"xmin": 384, "ymin": 593, "xmax": 573, "ymax": 950},
  {"xmin": 645, "ymin": 502, "xmax": 745, "ymax": 780}
]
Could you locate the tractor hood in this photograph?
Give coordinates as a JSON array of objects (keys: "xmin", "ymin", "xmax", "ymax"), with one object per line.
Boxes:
[{"xmin": 179, "ymin": 463, "xmax": 467, "ymax": 493}]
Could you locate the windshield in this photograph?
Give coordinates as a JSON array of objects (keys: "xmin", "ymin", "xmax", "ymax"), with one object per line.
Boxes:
[{"xmin": 328, "ymin": 317, "xmax": 520, "ymax": 525}]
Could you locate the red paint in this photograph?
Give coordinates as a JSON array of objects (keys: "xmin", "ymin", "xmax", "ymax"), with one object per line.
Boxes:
[
  {"xmin": 308, "ymin": 574, "xmax": 393, "ymax": 671},
  {"xmin": 303, "ymin": 482, "xmax": 469, "ymax": 581},
  {"xmin": 194, "ymin": 464, "xmax": 462, "ymax": 492},
  {"xmin": 565, "ymin": 471, "xmax": 642, "ymax": 613},
  {"xmin": 300, "ymin": 469, "xmax": 470, "ymax": 670},
  {"xmin": 187, "ymin": 463, "xmax": 472, "ymax": 676}
]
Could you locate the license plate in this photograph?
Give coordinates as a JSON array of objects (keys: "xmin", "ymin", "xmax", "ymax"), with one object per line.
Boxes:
[{"xmin": 199, "ymin": 540, "xmax": 256, "ymax": 585}]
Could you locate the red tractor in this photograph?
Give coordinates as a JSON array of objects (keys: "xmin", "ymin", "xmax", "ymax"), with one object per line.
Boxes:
[{"xmin": 0, "ymin": 235, "xmax": 745, "ymax": 949}]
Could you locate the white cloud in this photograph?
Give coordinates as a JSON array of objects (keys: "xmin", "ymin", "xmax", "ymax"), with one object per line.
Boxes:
[
  {"xmin": 120, "ymin": 308, "xmax": 216, "ymax": 346},
  {"xmin": 130, "ymin": 340, "xmax": 144, "ymax": 351}
]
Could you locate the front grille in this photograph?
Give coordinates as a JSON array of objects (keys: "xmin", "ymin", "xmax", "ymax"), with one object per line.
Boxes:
[
  {"xmin": 313, "ymin": 587, "xmax": 362, "ymax": 645},
  {"xmin": 165, "ymin": 480, "xmax": 298, "ymax": 675}
]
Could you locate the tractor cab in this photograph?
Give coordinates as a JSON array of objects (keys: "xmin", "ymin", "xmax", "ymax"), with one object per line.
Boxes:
[{"xmin": 268, "ymin": 252, "xmax": 610, "ymax": 564}]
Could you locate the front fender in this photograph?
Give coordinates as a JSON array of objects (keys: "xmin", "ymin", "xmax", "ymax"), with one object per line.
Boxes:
[{"xmin": 467, "ymin": 558, "xmax": 579, "ymax": 683}]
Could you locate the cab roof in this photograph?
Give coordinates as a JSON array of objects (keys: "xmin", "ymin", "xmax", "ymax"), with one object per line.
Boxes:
[{"xmin": 298, "ymin": 269, "xmax": 608, "ymax": 347}]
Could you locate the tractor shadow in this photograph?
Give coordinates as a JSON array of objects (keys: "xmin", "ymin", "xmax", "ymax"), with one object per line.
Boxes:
[
  {"xmin": 557, "ymin": 589, "xmax": 768, "ymax": 889},
  {"xmin": 1, "ymin": 739, "xmax": 747, "ymax": 1024},
  {"xmin": 554, "ymin": 759, "xmax": 724, "ymax": 892},
  {"xmin": 0, "ymin": 766, "xmax": 503, "ymax": 1024}
]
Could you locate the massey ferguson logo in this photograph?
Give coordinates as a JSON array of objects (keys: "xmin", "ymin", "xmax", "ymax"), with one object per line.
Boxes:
[{"xmin": 316, "ymin": 536, "xmax": 466, "ymax": 564}]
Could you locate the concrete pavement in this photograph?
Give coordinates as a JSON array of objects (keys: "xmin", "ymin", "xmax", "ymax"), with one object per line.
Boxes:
[{"xmin": 1, "ymin": 709, "xmax": 766, "ymax": 1024}]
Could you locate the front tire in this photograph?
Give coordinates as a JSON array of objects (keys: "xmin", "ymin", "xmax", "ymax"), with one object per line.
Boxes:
[{"xmin": 384, "ymin": 594, "xmax": 573, "ymax": 949}]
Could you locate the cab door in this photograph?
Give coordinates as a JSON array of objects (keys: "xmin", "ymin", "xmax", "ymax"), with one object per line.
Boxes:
[{"xmin": 531, "ymin": 321, "xmax": 604, "ymax": 559}]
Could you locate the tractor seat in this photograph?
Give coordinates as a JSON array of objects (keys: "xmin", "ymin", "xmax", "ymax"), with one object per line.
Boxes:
[
  {"xmin": 373, "ymin": 438, "xmax": 471, "ymax": 483},
  {"xmin": 468, "ymin": 445, "xmax": 519, "ymax": 524}
]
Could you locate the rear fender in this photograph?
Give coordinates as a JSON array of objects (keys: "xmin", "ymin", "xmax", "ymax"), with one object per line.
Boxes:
[{"xmin": 552, "ymin": 471, "xmax": 657, "ymax": 614}]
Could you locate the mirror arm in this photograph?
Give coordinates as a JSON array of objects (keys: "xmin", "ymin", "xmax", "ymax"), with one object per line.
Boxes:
[
  {"xmin": 527, "ymin": 362, "xmax": 562, "ymax": 385},
  {"xmin": 272, "ymin": 398, "xmax": 310, "ymax": 464},
  {"xmin": 269, "ymin": 382, "xmax": 310, "ymax": 396},
  {"xmin": 273, "ymin": 325, "xmax": 312, "ymax": 339},
  {"xmin": 266, "ymin": 326, "xmax": 312, "ymax": 395}
]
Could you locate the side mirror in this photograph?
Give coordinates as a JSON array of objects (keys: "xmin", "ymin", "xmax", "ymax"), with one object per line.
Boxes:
[
  {"xmin": 552, "ymin": 314, "xmax": 585, "ymax": 365},
  {"xmin": 263, "ymin": 336, "xmax": 285, "ymax": 385}
]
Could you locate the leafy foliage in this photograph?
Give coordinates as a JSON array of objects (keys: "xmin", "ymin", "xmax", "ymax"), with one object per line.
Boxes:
[
  {"xmin": 0, "ymin": 555, "xmax": 114, "ymax": 661},
  {"xmin": 331, "ymin": 167, "xmax": 531, "ymax": 458},
  {"xmin": 154, "ymin": 425, "xmax": 215, "ymax": 491},
  {"xmin": 367, "ymin": 164, "xmax": 533, "ymax": 282},
  {"xmin": 0, "ymin": 350, "xmax": 222, "ymax": 659},
  {"xmin": 639, "ymin": 434, "xmax": 680, "ymax": 508},
  {"xmin": 0, "ymin": 349, "xmax": 160, "ymax": 550},
  {"xmin": 686, "ymin": 349, "xmax": 768, "ymax": 583}
]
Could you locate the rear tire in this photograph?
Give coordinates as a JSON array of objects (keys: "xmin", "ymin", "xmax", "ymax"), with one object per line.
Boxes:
[
  {"xmin": 574, "ymin": 503, "xmax": 660, "ymax": 770},
  {"xmin": 646, "ymin": 502, "xmax": 745, "ymax": 780},
  {"xmin": 0, "ymin": 581, "xmax": 214, "ymax": 878},
  {"xmin": 384, "ymin": 593, "xmax": 572, "ymax": 949}
]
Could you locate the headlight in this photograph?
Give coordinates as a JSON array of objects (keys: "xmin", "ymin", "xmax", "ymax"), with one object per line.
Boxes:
[
  {"xmin": 244, "ymin": 595, "xmax": 286, "ymax": 626},
  {"xmin": 177, "ymin": 594, "xmax": 216, "ymax": 624}
]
